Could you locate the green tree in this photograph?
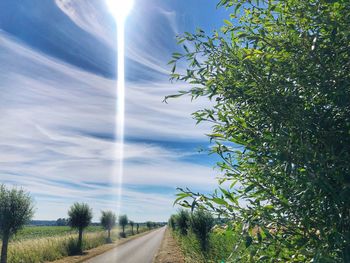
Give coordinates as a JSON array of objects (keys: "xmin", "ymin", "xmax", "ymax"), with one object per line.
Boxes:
[
  {"xmin": 146, "ymin": 221, "xmax": 152, "ymax": 230},
  {"xmin": 118, "ymin": 215, "xmax": 128, "ymax": 237},
  {"xmin": 175, "ymin": 210, "xmax": 190, "ymax": 236},
  {"xmin": 190, "ymin": 209, "xmax": 214, "ymax": 252},
  {"xmin": 100, "ymin": 211, "xmax": 116, "ymax": 243},
  {"xmin": 67, "ymin": 203, "xmax": 92, "ymax": 253},
  {"xmin": 129, "ymin": 220, "xmax": 135, "ymax": 235},
  {"xmin": 0, "ymin": 185, "xmax": 34, "ymax": 263},
  {"xmin": 169, "ymin": 0, "xmax": 350, "ymax": 261}
]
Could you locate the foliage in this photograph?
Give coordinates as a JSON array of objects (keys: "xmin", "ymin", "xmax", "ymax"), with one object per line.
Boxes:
[
  {"xmin": 174, "ymin": 226, "xmax": 238, "ymax": 263},
  {"xmin": 100, "ymin": 211, "xmax": 116, "ymax": 242},
  {"xmin": 56, "ymin": 218, "xmax": 68, "ymax": 226},
  {"xmin": 129, "ymin": 220, "xmax": 135, "ymax": 235},
  {"xmin": 118, "ymin": 215, "xmax": 128, "ymax": 236},
  {"xmin": 146, "ymin": 221, "xmax": 152, "ymax": 230},
  {"xmin": 168, "ymin": 215, "xmax": 176, "ymax": 231},
  {"xmin": 174, "ymin": 210, "xmax": 190, "ymax": 236},
  {"xmin": 67, "ymin": 203, "xmax": 92, "ymax": 253},
  {"xmin": 190, "ymin": 209, "xmax": 214, "ymax": 252},
  {"xmin": 169, "ymin": 0, "xmax": 350, "ymax": 261},
  {"xmin": 0, "ymin": 185, "xmax": 34, "ymax": 263}
]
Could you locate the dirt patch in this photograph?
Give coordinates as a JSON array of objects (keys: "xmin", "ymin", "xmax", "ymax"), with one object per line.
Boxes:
[
  {"xmin": 48, "ymin": 230, "xmax": 154, "ymax": 263},
  {"xmin": 154, "ymin": 228, "xmax": 184, "ymax": 263}
]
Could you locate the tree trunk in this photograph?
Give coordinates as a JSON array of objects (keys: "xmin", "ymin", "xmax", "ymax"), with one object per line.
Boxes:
[
  {"xmin": 78, "ymin": 228, "xmax": 83, "ymax": 253},
  {"xmin": 131, "ymin": 226, "xmax": 134, "ymax": 235},
  {"xmin": 1, "ymin": 235, "xmax": 9, "ymax": 263},
  {"xmin": 108, "ymin": 229, "xmax": 111, "ymax": 239},
  {"xmin": 122, "ymin": 225, "xmax": 125, "ymax": 234}
]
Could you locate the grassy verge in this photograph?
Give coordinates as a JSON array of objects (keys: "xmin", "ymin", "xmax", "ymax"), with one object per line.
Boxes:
[
  {"xmin": 2, "ymin": 226, "xmax": 147, "ymax": 263},
  {"xmin": 172, "ymin": 228, "xmax": 239, "ymax": 263}
]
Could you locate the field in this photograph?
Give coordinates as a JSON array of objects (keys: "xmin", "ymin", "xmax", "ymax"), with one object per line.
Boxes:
[
  {"xmin": 12, "ymin": 226, "xmax": 103, "ymax": 241},
  {"xmin": 3, "ymin": 225, "xmax": 147, "ymax": 263}
]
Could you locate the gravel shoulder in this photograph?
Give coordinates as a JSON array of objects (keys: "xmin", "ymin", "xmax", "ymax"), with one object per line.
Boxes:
[{"xmin": 154, "ymin": 228, "xmax": 184, "ymax": 263}]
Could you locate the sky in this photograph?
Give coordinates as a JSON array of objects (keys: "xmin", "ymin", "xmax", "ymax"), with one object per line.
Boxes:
[{"xmin": 0, "ymin": 0, "xmax": 229, "ymax": 222}]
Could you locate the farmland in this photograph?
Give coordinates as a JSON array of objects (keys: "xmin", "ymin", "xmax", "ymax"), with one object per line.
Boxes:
[
  {"xmin": 12, "ymin": 226, "xmax": 103, "ymax": 241},
  {"xmin": 3, "ymin": 225, "xmax": 147, "ymax": 263}
]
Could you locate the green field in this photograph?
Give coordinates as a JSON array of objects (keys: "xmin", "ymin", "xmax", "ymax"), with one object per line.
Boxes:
[{"xmin": 12, "ymin": 226, "xmax": 103, "ymax": 242}]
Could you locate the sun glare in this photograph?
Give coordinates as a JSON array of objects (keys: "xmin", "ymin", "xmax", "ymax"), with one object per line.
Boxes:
[
  {"xmin": 106, "ymin": 0, "xmax": 134, "ymax": 216},
  {"xmin": 106, "ymin": 0, "xmax": 134, "ymax": 21}
]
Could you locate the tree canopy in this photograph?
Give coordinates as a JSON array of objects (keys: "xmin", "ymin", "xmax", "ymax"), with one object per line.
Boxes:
[
  {"xmin": 170, "ymin": 0, "xmax": 350, "ymax": 261},
  {"xmin": 0, "ymin": 185, "xmax": 34, "ymax": 263}
]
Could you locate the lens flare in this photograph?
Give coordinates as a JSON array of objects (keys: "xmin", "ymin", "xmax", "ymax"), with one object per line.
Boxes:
[{"xmin": 106, "ymin": 0, "xmax": 133, "ymax": 216}]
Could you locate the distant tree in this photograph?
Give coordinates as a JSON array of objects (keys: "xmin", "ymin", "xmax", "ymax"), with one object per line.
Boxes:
[
  {"xmin": 168, "ymin": 215, "xmax": 176, "ymax": 231},
  {"xmin": 190, "ymin": 209, "xmax": 214, "ymax": 252},
  {"xmin": 100, "ymin": 211, "xmax": 116, "ymax": 243},
  {"xmin": 146, "ymin": 221, "xmax": 152, "ymax": 230},
  {"xmin": 67, "ymin": 203, "xmax": 92, "ymax": 253},
  {"xmin": 129, "ymin": 220, "xmax": 134, "ymax": 235},
  {"xmin": 118, "ymin": 215, "xmax": 128, "ymax": 237},
  {"xmin": 56, "ymin": 218, "xmax": 68, "ymax": 226},
  {"xmin": 175, "ymin": 209, "xmax": 190, "ymax": 236},
  {"xmin": 0, "ymin": 185, "xmax": 34, "ymax": 263},
  {"xmin": 136, "ymin": 223, "xmax": 139, "ymax": 234}
]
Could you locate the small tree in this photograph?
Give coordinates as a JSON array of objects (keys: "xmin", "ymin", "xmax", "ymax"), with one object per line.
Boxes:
[
  {"xmin": 190, "ymin": 209, "xmax": 214, "ymax": 252},
  {"xmin": 168, "ymin": 215, "xmax": 176, "ymax": 231},
  {"xmin": 129, "ymin": 220, "xmax": 134, "ymax": 235},
  {"xmin": 175, "ymin": 209, "xmax": 190, "ymax": 236},
  {"xmin": 100, "ymin": 211, "xmax": 116, "ymax": 243},
  {"xmin": 146, "ymin": 221, "xmax": 152, "ymax": 230},
  {"xmin": 0, "ymin": 185, "xmax": 34, "ymax": 263},
  {"xmin": 118, "ymin": 215, "xmax": 128, "ymax": 237},
  {"xmin": 67, "ymin": 203, "xmax": 92, "ymax": 253},
  {"xmin": 136, "ymin": 223, "xmax": 139, "ymax": 234}
]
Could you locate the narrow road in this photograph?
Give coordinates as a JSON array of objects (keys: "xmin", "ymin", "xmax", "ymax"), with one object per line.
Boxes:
[{"xmin": 85, "ymin": 227, "xmax": 166, "ymax": 263}]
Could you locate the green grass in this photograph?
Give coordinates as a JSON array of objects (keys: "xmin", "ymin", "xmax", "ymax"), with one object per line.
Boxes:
[{"xmin": 173, "ymin": 228, "xmax": 239, "ymax": 263}]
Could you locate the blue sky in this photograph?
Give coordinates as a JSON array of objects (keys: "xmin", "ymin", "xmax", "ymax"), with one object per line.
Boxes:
[{"xmin": 0, "ymin": 0, "xmax": 228, "ymax": 222}]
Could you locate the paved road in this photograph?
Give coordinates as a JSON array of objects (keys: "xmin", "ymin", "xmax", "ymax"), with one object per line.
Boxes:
[{"xmin": 85, "ymin": 227, "xmax": 166, "ymax": 263}]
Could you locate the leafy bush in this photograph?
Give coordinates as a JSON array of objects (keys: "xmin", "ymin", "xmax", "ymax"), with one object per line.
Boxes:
[
  {"xmin": 190, "ymin": 210, "xmax": 214, "ymax": 252},
  {"xmin": 170, "ymin": 0, "xmax": 350, "ymax": 261},
  {"xmin": 175, "ymin": 210, "xmax": 190, "ymax": 236},
  {"xmin": 168, "ymin": 215, "xmax": 176, "ymax": 231}
]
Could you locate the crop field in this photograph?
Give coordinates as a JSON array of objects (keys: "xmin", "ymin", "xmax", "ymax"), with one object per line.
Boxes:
[
  {"xmin": 12, "ymin": 226, "xmax": 104, "ymax": 241},
  {"xmin": 3, "ymin": 225, "xmax": 147, "ymax": 263}
]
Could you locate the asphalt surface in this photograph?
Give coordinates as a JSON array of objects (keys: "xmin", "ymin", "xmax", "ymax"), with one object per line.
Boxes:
[{"xmin": 85, "ymin": 227, "xmax": 166, "ymax": 263}]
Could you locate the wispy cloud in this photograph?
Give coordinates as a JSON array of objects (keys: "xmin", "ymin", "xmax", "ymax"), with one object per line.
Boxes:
[{"xmin": 0, "ymin": 29, "xmax": 216, "ymax": 221}]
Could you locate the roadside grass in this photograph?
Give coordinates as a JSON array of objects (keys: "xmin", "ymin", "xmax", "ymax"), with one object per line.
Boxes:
[
  {"xmin": 173, "ymin": 228, "xmax": 239, "ymax": 263},
  {"xmin": 2, "ymin": 226, "xmax": 147, "ymax": 263}
]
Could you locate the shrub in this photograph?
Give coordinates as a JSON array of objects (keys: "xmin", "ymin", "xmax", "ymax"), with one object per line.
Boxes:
[
  {"xmin": 190, "ymin": 209, "xmax": 214, "ymax": 252},
  {"xmin": 175, "ymin": 210, "xmax": 190, "ymax": 236},
  {"xmin": 168, "ymin": 215, "xmax": 176, "ymax": 231}
]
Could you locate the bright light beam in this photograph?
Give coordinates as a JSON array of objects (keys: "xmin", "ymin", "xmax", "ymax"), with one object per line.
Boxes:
[{"xmin": 106, "ymin": 0, "xmax": 134, "ymax": 216}]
